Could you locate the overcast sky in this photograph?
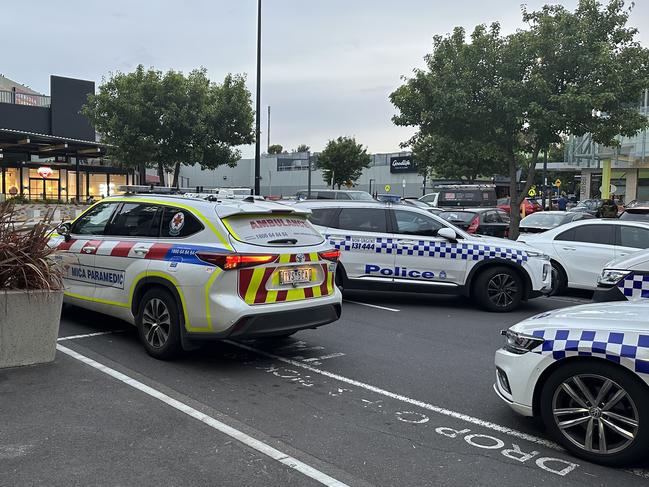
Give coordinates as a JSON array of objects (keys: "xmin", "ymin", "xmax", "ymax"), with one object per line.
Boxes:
[{"xmin": 3, "ymin": 1, "xmax": 647, "ymax": 157}]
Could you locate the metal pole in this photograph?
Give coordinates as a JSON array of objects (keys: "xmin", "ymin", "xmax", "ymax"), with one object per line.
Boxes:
[
  {"xmin": 267, "ymin": 105, "xmax": 271, "ymax": 152},
  {"xmin": 307, "ymin": 151, "xmax": 312, "ymax": 198},
  {"xmin": 254, "ymin": 0, "xmax": 262, "ymax": 196},
  {"xmin": 542, "ymin": 147, "xmax": 547, "ymax": 210}
]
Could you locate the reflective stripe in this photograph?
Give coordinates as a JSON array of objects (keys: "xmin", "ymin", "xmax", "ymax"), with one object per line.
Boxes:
[
  {"xmin": 245, "ymin": 267, "xmax": 266, "ymax": 304},
  {"xmin": 64, "ymin": 291, "xmax": 129, "ymax": 308},
  {"xmin": 204, "ymin": 268, "xmax": 222, "ymax": 330}
]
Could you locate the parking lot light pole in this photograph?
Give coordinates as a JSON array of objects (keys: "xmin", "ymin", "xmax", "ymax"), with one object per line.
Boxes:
[
  {"xmin": 307, "ymin": 151, "xmax": 312, "ymax": 199},
  {"xmin": 254, "ymin": 0, "xmax": 262, "ymax": 195}
]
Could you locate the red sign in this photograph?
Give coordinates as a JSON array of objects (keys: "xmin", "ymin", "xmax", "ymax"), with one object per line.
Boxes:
[{"xmin": 37, "ymin": 166, "xmax": 54, "ymax": 178}]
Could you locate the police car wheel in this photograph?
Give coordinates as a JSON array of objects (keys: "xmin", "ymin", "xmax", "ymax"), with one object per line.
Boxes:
[
  {"xmin": 137, "ymin": 289, "xmax": 182, "ymax": 360},
  {"xmin": 550, "ymin": 262, "xmax": 567, "ymax": 296},
  {"xmin": 540, "ymin": 360, "xmax": 649, "ymax": 466},
  {"xmin": 473, "ymin": 266, "xmax": 522, "ymax": 312}
]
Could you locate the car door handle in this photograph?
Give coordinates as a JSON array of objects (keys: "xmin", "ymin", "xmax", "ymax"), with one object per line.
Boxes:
[
  {"xmin": 133, "ymin": 247, "xmax": 149, "ymax": 255},
  {"xmin": 562, "ymin": 247, "xmax": 576, "ymax": 251},
  {"xmin": 82, "ymin": 246, "xmax": 96, "ymax": 253},
  {"xmin": 397, "ymin": 240, "xmax": 418, "ymax": 246},
  {"xmin": 619, "ymin": 252, "xmax": 629, "ymax": 257}
]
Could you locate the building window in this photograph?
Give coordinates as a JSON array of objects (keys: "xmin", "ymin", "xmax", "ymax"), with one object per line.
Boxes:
[
  {"xmin": 4, "ymin": 168, "xmax": 20, "ymax": 197},
  {"xmin": 638, "ymin": 169, "xmax": 649, "ymax": 201},
  {"xmin": 277, "ymin": 158, "xmax": 309, "ymax": 171}
]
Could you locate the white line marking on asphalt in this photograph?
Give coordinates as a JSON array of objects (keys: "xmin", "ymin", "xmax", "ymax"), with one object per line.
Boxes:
[
  {"xmin": 56, "ymin": 344, "xmax": 349, "ymax": 487},
  {"xmin": 303, "ymin": 353, "xmax": 346, "ymax": 362},
  {"xmin": 57, "ymin": 330, "xmax": 126, "ymax": 341},
  {"xmin": 343, "ymin": 300, "xmax": 400, "ymax": 312},
  {"xmin": 226, "ymin": 340, "xmax": 561, "ymax": 450}
]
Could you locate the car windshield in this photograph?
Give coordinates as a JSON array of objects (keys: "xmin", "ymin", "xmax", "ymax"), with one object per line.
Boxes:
[
  {"xmin": 520, "ymin": 213, "xmax": 568, "ymax": 227},
  {"xmin": 620, "ymin": 210, "xmax": 649, "ymax": 221},
  {"xmin": 439, "ymin": 211, "xmax": 476, "ymax": 223}
]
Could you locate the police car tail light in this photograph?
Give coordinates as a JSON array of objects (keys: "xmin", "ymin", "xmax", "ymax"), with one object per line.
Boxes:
[
  {"xmin": 467, "ymin": 215, "xmax": 480, "ymax": 234},
  {"xmin": 196, "ymin": 252, "xmax": 279, "ymax": 270},
  {"xmin": 319, "ymin": 249, "xmax": 341, "ymax": 262}
]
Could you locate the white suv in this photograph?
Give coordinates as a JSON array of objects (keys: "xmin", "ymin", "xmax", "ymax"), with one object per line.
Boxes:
[
  {"xmin": 296, "ymin": 200, "xmax": 552, "ymax": 312},
  {"xmin": 51, "ymin": 190, "xmax": 342, "ymax": 359}
]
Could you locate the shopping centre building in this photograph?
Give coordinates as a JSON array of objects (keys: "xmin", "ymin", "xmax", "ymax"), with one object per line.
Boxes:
[{"xmin": 0, "ymin": 75, "xmax": 131, "ymax": 202}]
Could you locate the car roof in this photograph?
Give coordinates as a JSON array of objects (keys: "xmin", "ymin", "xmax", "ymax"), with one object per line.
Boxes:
[{"xmin": 523, "ymin": 217, "xmax": 649, "ymax": 238}]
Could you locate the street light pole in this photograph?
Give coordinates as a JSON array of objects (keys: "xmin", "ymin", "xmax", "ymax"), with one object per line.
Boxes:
[
  {"xmin": 307, "ymin": 151, "xmax": 312, "ymax": 199},
  {"xmin": 254, "ymin": 0, "xmax": 262, "ymax": 196}
]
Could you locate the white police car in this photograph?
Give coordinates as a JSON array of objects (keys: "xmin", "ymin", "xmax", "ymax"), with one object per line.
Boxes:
[
  {"xmin": 495, "ymin": 301, "xmax": 649, "ymax": 466},
  {"xmin": 296, "ymin": 199, "xmax": 552, "ymax": 311},
  {"xmin": 50, "ymin": 187, "xmax": 342, "ymax": 359},
  {"xmin": 594, "ymin": 249, "xmax": 649, "ymax": 302}
]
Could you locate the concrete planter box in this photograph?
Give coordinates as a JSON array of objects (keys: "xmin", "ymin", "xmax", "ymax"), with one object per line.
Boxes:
[{"xmin": 0, "ymin": 290, "xmax": 63, "ymax": 368}]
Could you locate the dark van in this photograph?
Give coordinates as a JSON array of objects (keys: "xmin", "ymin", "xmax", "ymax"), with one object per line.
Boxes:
[{"xmin": 435, "ymin": 185, "xmax": 497, "ymax": 208}]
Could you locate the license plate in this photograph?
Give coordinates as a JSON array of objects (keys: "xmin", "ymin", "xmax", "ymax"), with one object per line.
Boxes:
[{"xmin": 279, "ymin": 268, "xmax": 312, "ymax": 285}]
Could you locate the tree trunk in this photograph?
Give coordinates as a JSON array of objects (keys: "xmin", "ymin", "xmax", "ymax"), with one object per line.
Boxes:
[
  {"xmin": 508, "ymin": 147, "xmax": 540, "ymax": 240},
  {"xmin": 172, "ymin": 162, "xmax": 181, "ymax": 188},
  {"xmin": 138, "ymin": 163, "xmax": 146, "ymax": 185},
  {"xmin": 157, "ymin": 162, "xmax": 166, "ymax": 187}
]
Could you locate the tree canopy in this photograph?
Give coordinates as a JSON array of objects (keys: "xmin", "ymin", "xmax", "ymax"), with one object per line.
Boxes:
[
  {"xmin": 267, "ymin": 144, "xmax": 284, "ymax": 154},
  {"xmin": 296, "ymin": 144, "xmax": 310, "ymax": 153},
  {"xmin": 391, "ymin": 0, "xmax": 649, "ymax": 237},
  {"xmin": 317, "ymin": 136, "xmax": 371, "ymax": 189},
  {"xmin": 83, "ymin": 65, "xmax": 254, "ymax": 187}
]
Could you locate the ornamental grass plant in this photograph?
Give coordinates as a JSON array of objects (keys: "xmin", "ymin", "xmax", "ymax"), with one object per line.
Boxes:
[{"xmin": 0, "ymin": 201, "xmax": 63, "ymax": 290}]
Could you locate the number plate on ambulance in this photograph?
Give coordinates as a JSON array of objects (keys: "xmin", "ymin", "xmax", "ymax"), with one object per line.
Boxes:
[{"xmin": 279, "ymin": 268, "xmax": 312, "ymax": 285}]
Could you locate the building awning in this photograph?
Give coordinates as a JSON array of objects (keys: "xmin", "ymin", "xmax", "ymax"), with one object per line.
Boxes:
[{"xmin": 0, "ymin": 128, "xmax": 109, "ymax": 159}]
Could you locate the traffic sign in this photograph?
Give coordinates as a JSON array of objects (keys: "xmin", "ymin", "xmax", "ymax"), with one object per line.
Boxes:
[
  {"xmin": 528, "ymin": 186, "xmax": 537, "ymax": 197},
  {"xmin": 384, "ymin": 184, "xmax": 391, "ymax": 192},
  {"xmin": 554, "ymin": 179, "xmax": 561, "ymax": 187}
]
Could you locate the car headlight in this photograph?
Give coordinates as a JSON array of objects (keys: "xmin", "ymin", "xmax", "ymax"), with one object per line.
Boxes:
[
  {"xmin": 525, "ymin": 250, "xmax": 550, "ymax": 260},
  {"xmin": 501, "ymin": 329, "xmax": 544, "ymax": 354},
  {"xmin": 598, "ymin": 269, "xmax": 631, "ymax": 286}
]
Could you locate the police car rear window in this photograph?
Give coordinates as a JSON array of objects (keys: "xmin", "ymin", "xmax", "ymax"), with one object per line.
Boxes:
[{"xmin": 223, "ymin": 214, "xmax": 324, "ymax": 247}]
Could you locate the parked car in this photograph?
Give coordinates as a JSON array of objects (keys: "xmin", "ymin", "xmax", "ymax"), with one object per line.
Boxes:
[
  {"xmin": 403, "ymin": 198, "xmax": 444, "ymax": 215},
  {"xmin": 495, "ymin": 300, "xmax": 649, "ymax": 466},
  {"xmin": 438, "ymin": 208, "xmax": 510, "ymax": 238},
  {"xmin": 421, "ymin": 185, "xmax": 497, "ymax": 208},
  {"xmin": 418, "ymin": 192, "xmax": 439, "ymax": 206},
  {"xmin": 295, "ymin": 190, "xmax": 374, "ymax": 201},
  {"xmin": 569, "ymin": 198, "xmax": 618, "ymax": 218},
  {"xmin": 497, "ymin": 197, "xmax": 543, "ymax": 216},
  {"xmin": 518, "ymin": 219, "xmax": 649, "ymax": 294},
  {"xmin": 618, "ymin": 205, "xmax": 649, "ymax": 222},
  {"xmin": 593, "ymin": 249, "xmax": 649, "ymax": 302},
  {"xmin": 519, "ymin": 211, "xmax": 595, "ymax": 234}
]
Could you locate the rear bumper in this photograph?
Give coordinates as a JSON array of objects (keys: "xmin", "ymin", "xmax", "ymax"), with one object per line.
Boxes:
[{"xmin": 592, "ymin": 285, "xmax": 627, "ymax": 302}]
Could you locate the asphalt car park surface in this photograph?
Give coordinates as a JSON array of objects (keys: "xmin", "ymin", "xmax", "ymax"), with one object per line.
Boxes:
[{"xmin": 3, "ymin": 291, "xmax": 649, "ymax": 486}]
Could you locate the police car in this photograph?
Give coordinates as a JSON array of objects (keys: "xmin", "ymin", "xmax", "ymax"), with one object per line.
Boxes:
[
  {"xmin": 50, "ymin": 187, "xmax": 342, "ymax": 359},
  {"xmin": 594, "ymin": 249, "xmax": 649, "ymax": 302},
  {"xmin": 495, "ymin": 301, "xmax": 649, "ymax": 466},
  {"xmin": 295, "ymin": 198, "xmax": 552, "ymax": 311}
]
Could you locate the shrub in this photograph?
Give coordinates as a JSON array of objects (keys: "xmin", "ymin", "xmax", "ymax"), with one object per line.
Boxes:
[{"xmin": 0, "ymin": 202, "xmax": 63, "ymax": 290}]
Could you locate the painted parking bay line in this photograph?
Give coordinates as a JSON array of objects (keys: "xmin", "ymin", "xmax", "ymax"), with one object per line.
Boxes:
[
  {"xmin": 56, "ymin": 344, "xmax": 349, "ymax": 487},
  {"xmin": 57, "ymin": 330, "xmax": 127, "ymax": 341},
  {"xmin": 343, "ymin": 300, "xmax": 399, "ymax": 312},
  {"xmin": 226, "ymin": 340, "xmax": 561, "ymax": 450}
]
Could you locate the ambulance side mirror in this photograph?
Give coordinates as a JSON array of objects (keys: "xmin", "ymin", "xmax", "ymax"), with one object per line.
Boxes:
[
  {"xmin": 57, "ymin": 222, "xmax": 72, "ymax": 242},
  {"xmin": 438, "ymin": 227, "xmax": 457, "ymax": 242}
]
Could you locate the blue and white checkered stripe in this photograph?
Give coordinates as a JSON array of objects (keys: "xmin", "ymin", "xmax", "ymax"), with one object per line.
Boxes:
[
  {"xmin": 531, "ymin": 329, "xmax": 649, "ymax": 375},
  {"xmin": 327, "ymin": 235, "xmax": 527, "ymax": 264},
  {"xmin": 617, "ymin": 273, "xmax": 649, "ymax": 300}
]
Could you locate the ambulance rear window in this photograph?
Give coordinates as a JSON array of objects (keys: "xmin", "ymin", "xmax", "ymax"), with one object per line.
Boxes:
[{"xmin": 223, "ymin": 213, "xmax": 324, "ymax": 247}]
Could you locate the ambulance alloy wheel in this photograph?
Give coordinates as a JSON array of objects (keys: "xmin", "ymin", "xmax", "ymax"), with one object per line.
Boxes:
[
  {"xmin": 473, "ymin": 266, "xmax": 522, "ymax": 312},
  {"xmin": 540, "ymin": 360, "xmax": 649, "ymax": 466},
  {"xmin": 136, "ymin": 288, "xmax": 182, "ymax": 360}
]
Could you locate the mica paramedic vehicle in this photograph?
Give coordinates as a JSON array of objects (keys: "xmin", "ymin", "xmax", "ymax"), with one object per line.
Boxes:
[{"xmin": 51, "ymin": 187, "xmax": 342, "ymax": 359}]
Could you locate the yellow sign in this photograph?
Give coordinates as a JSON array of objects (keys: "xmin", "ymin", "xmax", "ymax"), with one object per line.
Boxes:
[
  {"xmin": 554, "ymin": 179, "xmax": 561, "ymax": 187},
  {"xmin": 528, "ymin": 185, "xmax": 537, "ymax": 197},
  {"xmin": 384, "ymin": 184, "xmax": 391, "ymax": 192}
]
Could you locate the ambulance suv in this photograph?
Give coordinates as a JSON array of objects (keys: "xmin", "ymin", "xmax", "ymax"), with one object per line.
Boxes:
[
  {"xmin": 50, "ymin": 188, "xmax": 342, "ymax": 359},
  {"xmin": 295, "ymin": 199, "xmax": 552, "ymax": 312}
]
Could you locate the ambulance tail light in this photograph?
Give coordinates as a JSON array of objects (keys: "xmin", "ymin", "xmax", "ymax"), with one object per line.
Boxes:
[
  {"xmin": 467, "ymin": 215, "xmax": 480, "ymax": 234},
  {"xmin": 196, "ymin": 252, "xmax": 279, "ymax": 270},
  {"xmin": 318, "ymin": 249, "xmax": 341, "ymax": 262}
]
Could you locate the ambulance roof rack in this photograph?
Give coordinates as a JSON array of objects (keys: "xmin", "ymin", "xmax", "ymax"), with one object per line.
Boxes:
[{"xmin": 118, "ymin": 185, "xmax": 186, "ymax": 195}]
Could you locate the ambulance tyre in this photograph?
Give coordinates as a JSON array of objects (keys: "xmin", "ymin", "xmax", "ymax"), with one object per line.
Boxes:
[
  {"xmin": 473, "ymin": 266, "xmax": 523, "ymax": 312},
  {"xmin": 136, "ymin": 288, "xmax": 182, "ymax": 360}
]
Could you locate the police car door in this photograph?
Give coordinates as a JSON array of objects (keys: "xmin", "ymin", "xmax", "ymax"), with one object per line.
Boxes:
[
  {"xmin": 389, "ymin": 208, "xmax": 468, "ymax": 286},
  {"xmin": 92, "ymin": 202, "xmax": 162, "ymax": 308},
  {"xmin": 62, "ymin": 201, "xmax": 121, "ymax": 303},
  {"xmin": 327, "ymin": 207, "xmax": 393, "ymax": 282}
]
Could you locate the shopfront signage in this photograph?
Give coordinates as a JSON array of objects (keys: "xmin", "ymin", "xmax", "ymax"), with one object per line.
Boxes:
[
  {"xmin": 37, "ymin": 166, "xmax": 54, "ymax": 179},
  {"xmin": 390, "ymin": 156, "xmax": 417, "ymax": 173}
]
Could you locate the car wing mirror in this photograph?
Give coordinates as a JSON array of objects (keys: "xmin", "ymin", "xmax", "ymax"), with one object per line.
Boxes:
[
  {"xmin": 57, "ymin": 222, "xmax": 72, "ymax": 242},
  {"xmin": 438, "ymin": 227, "xmax": 457, "ymax": 242}
]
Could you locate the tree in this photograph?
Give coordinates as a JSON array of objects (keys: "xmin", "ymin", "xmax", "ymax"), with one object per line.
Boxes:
[
  {"xmin": 296, "ymin": 144, "xmax": 310, "ymax": 153},
  {"xmin": 317, "ymin": 136, "xmax": 371, "ymax": 189},
  {"xmin": 83, "ymin": 65, "xmax": 254, "ymax": 187},
  {"xmin": 391, "ymin": 0, "xmax": 649, "ymax": 238},
  {"xmin": 268, "ymin": 144, "xmax": 284, "ymax": 154}
]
